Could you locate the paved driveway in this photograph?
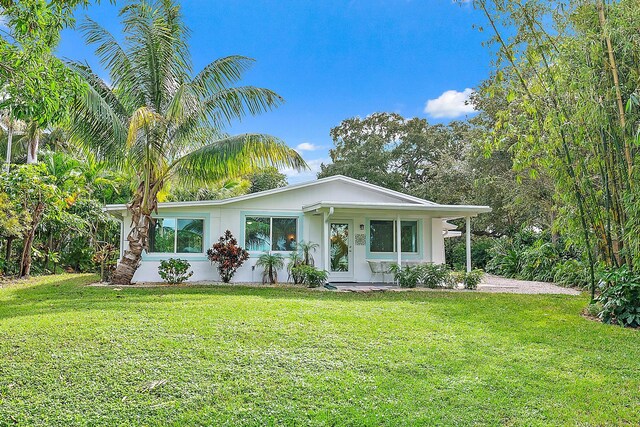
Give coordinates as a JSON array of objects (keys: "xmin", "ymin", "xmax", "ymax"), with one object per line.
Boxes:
[{"xmin": 478, "ymin": 274, "xmax": 581, "ymax": 295}]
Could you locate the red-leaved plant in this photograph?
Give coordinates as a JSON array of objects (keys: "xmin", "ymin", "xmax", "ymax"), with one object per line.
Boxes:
[{"xmin": 207, "ymin": 230, "xmax": 250, "ymax": 283}]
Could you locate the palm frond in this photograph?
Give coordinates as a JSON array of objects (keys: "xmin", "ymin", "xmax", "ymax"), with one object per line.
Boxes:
[
  {"xmin": 191, "ymin": 55, "xmax": 255, "ymax": 95},
  {"xmin": 169, "ymin": 133, "xmax": 306, "ymax": 184}
]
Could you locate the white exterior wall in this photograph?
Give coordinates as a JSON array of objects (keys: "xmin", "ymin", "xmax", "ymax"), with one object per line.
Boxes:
[
  {"xmin": 430, "ymin": 218, "xmax": 446, "ymax": 264},
  {"xmin": 123, "ymin": 179, "xmax": 456, "ymax": 283}
]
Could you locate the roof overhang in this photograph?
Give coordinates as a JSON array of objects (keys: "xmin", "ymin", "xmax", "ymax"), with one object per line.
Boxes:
[{"xmin": 301, "ymin": 201, "xmax": 491, "ymax": 219}]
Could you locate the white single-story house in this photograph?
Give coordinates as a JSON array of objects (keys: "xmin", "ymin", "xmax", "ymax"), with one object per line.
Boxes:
[{"xmin": 105, "ymin": 175, "xmax": 491, "ymax": 283}]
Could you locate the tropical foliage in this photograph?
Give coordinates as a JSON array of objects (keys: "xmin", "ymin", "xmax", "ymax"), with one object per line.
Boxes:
[
  {"xmin": 158, "ymin": 258, "xmax": 193, "ymax": 284},
  {"xmin": 66, "ymin": 0, "xmax": 305, "ymax": 284},
  {"xmin": 256, "ymin": 252, "xmax": 284, "ymax": 285},
  {"xmin": 206, "ymin": 230, "xmax": 249, "ymax": 283},
  {"xmin": 468, "ymin": 0, "xmax": 640, "ymax": 303}
]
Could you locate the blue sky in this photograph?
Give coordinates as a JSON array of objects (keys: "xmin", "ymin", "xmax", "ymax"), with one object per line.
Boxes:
[{"xmin": 56, "ymin": 0, "xmax": 490, "ymax": 183}]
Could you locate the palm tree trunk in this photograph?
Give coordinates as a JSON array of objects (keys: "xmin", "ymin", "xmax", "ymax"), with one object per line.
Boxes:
[{"xmin": 111, "ymin": 187, "xmax": 156, "ymax": 285}]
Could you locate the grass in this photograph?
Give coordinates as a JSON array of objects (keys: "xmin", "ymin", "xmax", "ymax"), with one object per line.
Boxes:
[{"xmin": 0, "ymin": 274, "xmax": 638, "ymax": 426}]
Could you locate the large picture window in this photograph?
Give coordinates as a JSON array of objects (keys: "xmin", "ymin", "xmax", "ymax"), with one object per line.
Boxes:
[
  {"xmin": 245, "ymin": 216, "xmax": 298, "ymax": 252},
  {"xmin": 149, "ymin": 218, "xmax": 204, "ymax": 253},
  {"xmin": 369, "ymin": 220, "xmax": 418, "ymax": 253}
]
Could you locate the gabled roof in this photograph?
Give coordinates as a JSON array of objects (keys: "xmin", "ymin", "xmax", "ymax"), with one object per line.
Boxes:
[{"xmin": 104, "ymin": 175, "xmax": 439, "ymax": 212}]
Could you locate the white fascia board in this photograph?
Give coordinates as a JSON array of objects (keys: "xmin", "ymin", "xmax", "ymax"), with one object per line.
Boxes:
[{"xmin": 301, "ymin": 201, "xmax": 492, "ymax": 216}]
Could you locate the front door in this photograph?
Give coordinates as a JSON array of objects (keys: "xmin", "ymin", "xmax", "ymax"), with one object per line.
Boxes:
[{"xmin": 329, "ymin": 221, "xmax": 353, "ymax": 281}]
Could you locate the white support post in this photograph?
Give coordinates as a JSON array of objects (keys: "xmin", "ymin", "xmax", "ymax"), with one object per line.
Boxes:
[
  {"xmin": 466, "ymin": 216, "xmax": 472, "ymax": 273},
  {"xmin": 323, "ymin": 212, "xmax": 329, "ymax": 272},
  {"xmin": 396, "ymin": 214, "xmax": 402, "ymax": 266}
]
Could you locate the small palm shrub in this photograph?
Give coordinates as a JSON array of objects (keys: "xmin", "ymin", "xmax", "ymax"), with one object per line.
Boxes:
[
  {"xmin": 597, "ymin": 266, "xmax": 640, "ymax": 328},
  {"xmin": 287, "ymin": 252, "xmax": 305, "ymax": 284},
  {"xmin": 297, "ymin": 240, "xmax": 319, "ymax": 266},
  {"xmin": 207, "ymin": 230, "xmax": 249, "ymax": 283},
  {"xmin": 158, "ymin": 258, "xmax": 193, "ymax": 284},
  {"xmin": 256, "ymin": 253, "xmax": 285, "ymax": 284}
]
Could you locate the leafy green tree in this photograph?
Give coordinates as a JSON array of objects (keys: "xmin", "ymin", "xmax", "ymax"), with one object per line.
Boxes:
[
  {"xmin": 68, "ymin": 0, "xmax": 305, "ymax": 285},
  {"xmin": 0, "ymin": 164, "xmax": 64, "ymax": 277},
  {"xmin": 319, "ymin": 113, "xmax": 405, "ymax": 190},
  {"xmin": 246, "ymin": 166, "xmax": 287, "ymax": 193},
  {"xmin": 0, "ymin": 0, "xmax": 84, "ymax": 164},
  {"xmin": 320, "ymin": 112, "xmax": 552, "ymax": 238},
  {"xmin": 468, "ymin": 0, "xmax": 640, "ymax": 299}
]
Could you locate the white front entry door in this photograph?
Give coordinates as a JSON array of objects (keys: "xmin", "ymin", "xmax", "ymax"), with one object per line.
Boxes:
[{"xmin": 328, "ymin": 220, "xmax": 354, "ymax": 281}]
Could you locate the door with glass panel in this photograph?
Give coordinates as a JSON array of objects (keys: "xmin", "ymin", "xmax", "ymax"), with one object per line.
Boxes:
[{"xmin": 329, "ymin": 221, "xmax": 353, "ymax": 281}]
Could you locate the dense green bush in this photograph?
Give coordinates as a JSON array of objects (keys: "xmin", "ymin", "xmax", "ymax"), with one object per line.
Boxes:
[
  {"xmin": 485, "ymin": 230, "xmax": 587, "ymax": 288},
  {"xmin": 158, "ymin": 258, "xmax": 193, "ymax": 284},
  {"xmin": 463, "ymin": 269, "xmax": 484, "ymax": 290},
  {"xmin": 290, "ymin": 264, "xmax": 328, "ymax": 288},
  {"xmin": 445, "ymin": 237, "xmax": 495, "ymax": 270},
  {"xmin": 390, "ymin": 263, "xmax": 455, "ymax": 289},
  {"xmin": 597, "ymin": 266, "xmax": 640, "ymax": 328},
  {"xmin": 520, "ymin": 242, "xmax": 560, "ymax": 282},
  {"xmin": 420, "ymin": 263, "xmax": 453, "ymax": 288},
  {"xmin": 486, "ymin": 238, "xmax": 523, "ymax": 277},
  {"xmin": 553, "ymin": 259, "xmax": 590, "ymax": 289},
  {"xmin": 390, "ymin": 264, "xmax": 423, "ymax": 288}
]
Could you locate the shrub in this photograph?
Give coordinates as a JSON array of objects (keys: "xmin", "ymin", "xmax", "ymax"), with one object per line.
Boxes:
[
  {"xmin": 553, "ymin": 259, "xmax": 590, "ymax": 289},
  {"xmin": 419, "ymin": 263, "xmax": 451, "ymax": 288},
  {"xmin": 463, "ymin": 269, "xmax": 484, "ymax": 290},
  {"xmin": 390, "ymin": 264, "xmax": 422, "ymax": 288},
  {"xmin": 287, "ymin": 252, "xmax": 305, "ymax": 284},
  {"xmin": 207, "ymin": 230, "xmax": 249, "ymax": 283},
  {"xmin": 486, "ymin": 238, "xmax": 523, "ymax": 277},
  {"xmin": 445, "ymin": 236, "xmax": 495, "ymax": 270},
  {"xmin": 585, "ymin": 302, "xmax": 602, "ymax": 318},
  {"xmin": 390, "ymin": 263, "xmax": 453, "ymax": 289},
  {"xmin": 158, "ymin": 258, "xmax": 193, "ymax": 284},
  {"xmin": 597, "ymin": 266, "xmax": 640, "ymax": 327},
  {"xmin": 520, "ymin": 242, "xmax": 560, "ymax": 282},
  {"xmin": 256, "ymin": 253, "xmax": 285, "ymax": 284},
  {"xmin": 291, "ymin": 264, "xmax": 328, "ymax": 288}
]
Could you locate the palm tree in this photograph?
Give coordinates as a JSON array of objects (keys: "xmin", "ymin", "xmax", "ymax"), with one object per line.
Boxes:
[
  {"xmin": 297, "ymin": 240, "xmax": 319, "ymax": 266},
  {"xmin": 68, "ymin": 0, "xmax": 306, "ymax": 285},
  {"xmin": 256, "ymin": 253, "xmax": 285, "ymax": 285}
]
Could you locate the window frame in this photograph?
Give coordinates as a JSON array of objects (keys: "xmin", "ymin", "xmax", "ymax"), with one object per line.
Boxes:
[
  {"xmin": 367, "ymin": 218, "xmax": 421, "ymax": 255},
  {"xmin": 148, "ymin": 216, "xmax": 206, "ymax": 255},
  {"xmin": 242, "ymin": 213, "xmax": 301, "ymax": 253}
]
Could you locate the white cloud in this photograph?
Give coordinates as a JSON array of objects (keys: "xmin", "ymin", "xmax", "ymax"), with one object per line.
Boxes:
[
  {"xmin": 424, "ymin": 88, "xmax": 477, "ymax": 119},
  {"xmin": 281, "ymin": 157, "xmax": 328, "ymax": 184},
  {"xmin": 295, "ymin": 142, "xmax": 318, "ymax": 152}
]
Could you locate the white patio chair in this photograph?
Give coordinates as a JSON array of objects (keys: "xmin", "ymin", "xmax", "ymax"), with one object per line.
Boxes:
[{"xmin": 367, "ymin": 260, "xmax": 392, "ymax": 283}]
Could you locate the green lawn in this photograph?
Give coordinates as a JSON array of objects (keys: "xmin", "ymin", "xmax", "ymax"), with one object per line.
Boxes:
[{"xmin": 0, "ymin": 275, "xmax": 638, "ymax": 426}]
